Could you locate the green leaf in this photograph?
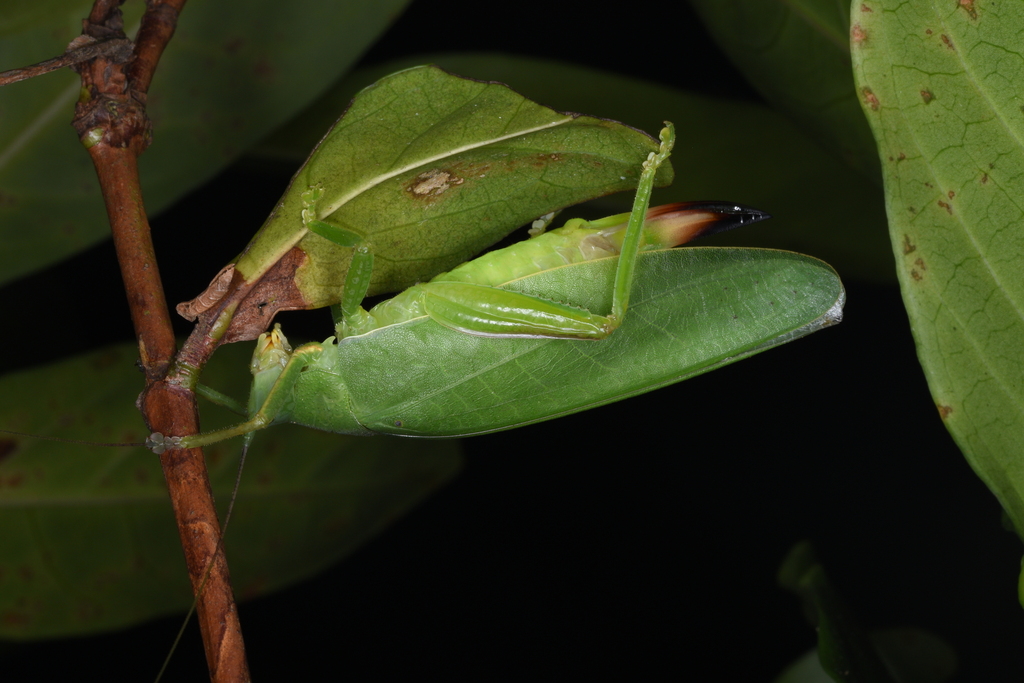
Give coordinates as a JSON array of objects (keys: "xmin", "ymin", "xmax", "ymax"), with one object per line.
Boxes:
[
  {"xmin": 0, "ymin": 0, "xmax": 83, "ymax": 36},
  {"xmin": 0, "ymin": 0, "xmax": 410, "ymax": 287},
  {"xmin": 851, "ymin": 2, "xmax": 1024, "ymax": 535},
  {"xmin": 257, "ymin": 54, "xmax": 893, "ymax": 282},
  {"xmin": 0, "ymin": 342, "xmax": 460, "ymax": 639},
  {"xmin": 688, "ymin": 0, "xmax": 881, "ymax": 183},
  {"xmin": 776, "ymin": 650, "xmax": 838, "ymax": 683},
  {"xmin": 298, "ymin": 247, "xmax": 844, "ymax": 436},
  {"xmin": 778, "ymin": 542, "xmax": 957, "ymax": 683},
  {"xmin": 868, "ymin": 629, "xmax": 958, "ymax": 683},
  {"xmin": 230, "ymin": 65, "xmax": 673, "ymax": 313},
  {"xmin": 779, "ymin": 541, "xmax": 897, "ymax": 683},
  {"xmin": 778, "ymin": 635, "xmax": 957, "ymax": 683}
]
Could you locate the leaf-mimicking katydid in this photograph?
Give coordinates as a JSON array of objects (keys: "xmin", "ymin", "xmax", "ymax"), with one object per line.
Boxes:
[{"xmin": 148, "ymin": 121, "xmax": 838, "ymax": 453}]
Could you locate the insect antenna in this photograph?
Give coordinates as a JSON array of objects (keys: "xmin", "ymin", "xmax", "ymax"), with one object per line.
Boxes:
[
  {"xmin": 153, "ymin": 438, "xmax": 251, "ymax": 683},
  {"xmin": 0, "ymin": 428, "xmax": 146, "ymax": 448}
]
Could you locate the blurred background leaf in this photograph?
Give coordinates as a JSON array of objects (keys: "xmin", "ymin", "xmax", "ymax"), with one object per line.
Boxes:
[
  {"xmin": 0, "ymin": 341, "xmax": 459, "ymax": 638},
  {"xmin": 777, "ymin": 542, "xmax": 957, "ymax": 683},
  {"xmin": 689, "ymin": 0, "xmax": 881, "ymax": 184},
  {"xmin": 0, "ymin": 0, "xmax": 410, "ymax": 287}
]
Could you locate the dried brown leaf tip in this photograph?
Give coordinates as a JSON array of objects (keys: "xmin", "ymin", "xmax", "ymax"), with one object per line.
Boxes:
[
  {"xmin": 177, "ymin": 264, "xmax": 236, "ymax": 321},
  {"xmin": 222, "ymin": 248, "xmax": 309, "ymax": 343}
]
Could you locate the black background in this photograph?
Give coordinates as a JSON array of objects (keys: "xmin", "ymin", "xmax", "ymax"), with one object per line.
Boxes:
[{"xmin": 5, "ymin": 1, "xmax": 1023, "ymax": 680}]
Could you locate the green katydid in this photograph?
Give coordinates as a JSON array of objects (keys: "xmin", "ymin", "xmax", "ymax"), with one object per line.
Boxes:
[
  {"xmin": 0, "ymin": 119, "xmax": 843, "ymax": 644},
  {"xmin": 148, "ymin": 122, "xmax": 837, "ymax": 453},
  {"xmin": 159, "ymin": 120, "xmax": 725, "ymax": 679}
]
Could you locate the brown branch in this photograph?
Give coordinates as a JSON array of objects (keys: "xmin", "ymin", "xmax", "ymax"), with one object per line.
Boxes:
[
  {"xmin": 73, "ymin": 2, "xmax": 249, "ymax": 681},
  {"xmin": 130, "ymin": 0, "xmax": 187, "ymax": 94},
  {"xmin": 87, "ymin": 0, "xmax": 126, "ymax": 26},
  {"xmin": 0, "ymin": 37, "xmax": 133, "ymax": 87}
]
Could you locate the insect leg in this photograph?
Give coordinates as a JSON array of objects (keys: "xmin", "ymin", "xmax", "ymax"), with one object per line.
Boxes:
[
  {"xmin": 149, "ymin": 329, "xmax": 324, "ymax": 452},
  {"xmin": 300, "ymin": 186, "xmax": 375, "ymax": 324},
  {"xmin": 607, "ymin": 122, "xmax": 675, "ymax": 326},
  {"xmin": 409, "ymin": 123, "xmax": 676, "ymax": 340}
]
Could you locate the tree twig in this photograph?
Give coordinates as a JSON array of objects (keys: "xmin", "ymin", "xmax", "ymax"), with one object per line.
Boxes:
[
  {"xmin": 72, "ymin": 2, "xmax": 249, "ymax": 681},
  {"xmin": 0, "ymin": 37, "xmax": 133, "ymax": 87}
]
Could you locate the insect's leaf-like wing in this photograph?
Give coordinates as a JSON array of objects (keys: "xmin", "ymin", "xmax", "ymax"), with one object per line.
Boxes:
[
  {"xmin": 0, "ymin": 342, "xmax": 459, "ymax": 639},
  {"xmin": 216, "ymin": 65, "xmax": 672, "ymax": 338},
  {"xmin": 302, "ymin": 248, "xmax": 844, "ymax": 436},
  {"xmin": 852, "ymin": 2, "xmax": 1024, "ymax": 535},
  {"xmin": 256, "ymin": 54, "xmax": 892, "ymax": 282}
]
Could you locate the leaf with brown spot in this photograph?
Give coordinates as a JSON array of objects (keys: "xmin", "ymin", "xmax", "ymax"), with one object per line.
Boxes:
[
  {"xmin": 201, "ymin": 65, "xmax": 672, "ymax": 342},
  {"xmin": 853, "ymin": 0, "xmax": 1024, "ymax": 535},
  {"xmin": 260, "ymin": 53, "xmax": 896, "ymax": 282}
]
